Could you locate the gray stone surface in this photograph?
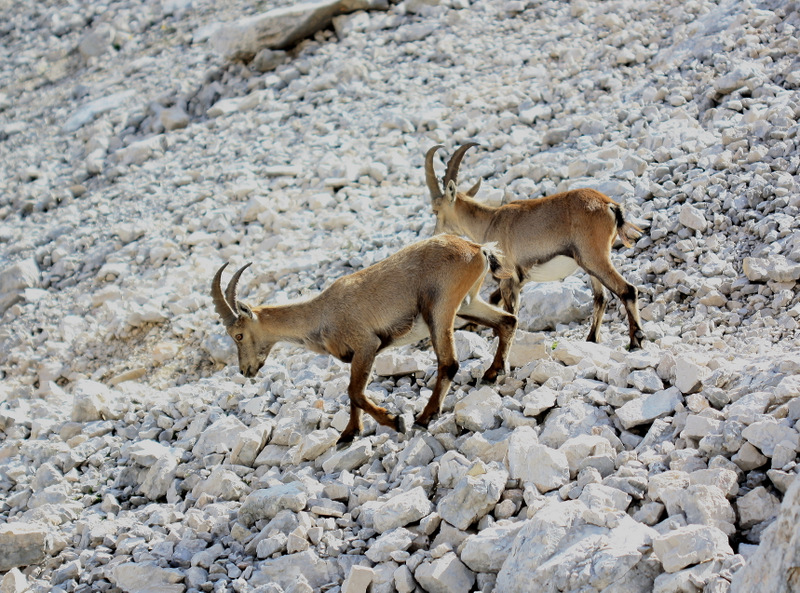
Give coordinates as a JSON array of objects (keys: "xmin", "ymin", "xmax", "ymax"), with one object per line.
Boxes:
[{"xmin": 1, "ymin": 1, "xmax": 799, "ymax": 591}]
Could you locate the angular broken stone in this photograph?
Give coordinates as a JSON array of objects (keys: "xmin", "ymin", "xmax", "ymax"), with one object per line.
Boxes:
[
  {"xmin": 616, "ymin": 387, "xmax": 683, "ymax": 429},
  {"xmin": 372, "ymin": 486, "xmax": 434, "ymax": 534},
  {"xmin": 454, "ymin": 386, "xmax": 501, "ymax": 431},
  {"xmin": 653, "ymin": 525, "xmax": 733, "ymax": 573},
  {"xmin": 437, "ymin": 467, "xmax": 508, "ymax": 530},
  {"xmin": 109, "ymin": 562, "xmax": 185, "ymax": 593},
  {"xmin": 497, "ymin": 500, "xmax": 658, "ymax": 592},
  {"xmin": 238, "ymin": 482, "xmax": 308, "ymax": 527},
  {"xmin": 415, "ymin": 552, "xmax": 475, "ymax": 593},
  {"xmin": 507, "ymin": 426, "xmax": 569, "ymax": 492},
  {"xmin": 0, "ymin": 523, "xmax": 55, "ymax": 572}
]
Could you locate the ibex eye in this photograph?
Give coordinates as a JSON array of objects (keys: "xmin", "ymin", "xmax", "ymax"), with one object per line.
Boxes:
[{"xmin": 235, "ymin": 334, "xmax": 243, "ymax": 341}]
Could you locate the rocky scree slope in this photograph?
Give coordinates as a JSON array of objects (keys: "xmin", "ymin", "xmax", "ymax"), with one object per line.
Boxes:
[{"xmin": 1, "ymin": 0, "xmax": 800, "ymax": 592}]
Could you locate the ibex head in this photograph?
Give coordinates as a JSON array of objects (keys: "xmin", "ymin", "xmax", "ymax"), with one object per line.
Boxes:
[
  {"xmin": 212, "ymin": 263, "xmax": 273, "ymax": 377},
  {"xmin": 425, "ymin": 143, "xmax": 482, "ymax": 235}
]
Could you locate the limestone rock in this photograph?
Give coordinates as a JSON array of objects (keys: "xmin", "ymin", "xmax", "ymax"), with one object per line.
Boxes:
[
  {"xmin": 250, "ymin": 549, "xmax": 339, "ymax": 590},
  {"xmin": 238, "ymin": 482, "xmax": 308, "ymax": 527},
  {"xmin": 736, "ymin": 486, "xmax": 780, "ymax": 529},
  {"xmin": 616, "ymin": 387, "xmax": 682, "ymax": 429},
  {"xmin": 460, "ymin": 520, "xmax": 526, "ymax": 573},
  {"xmin": 730, "ymin": 477, "xmax": 800, "ymax": 593},
  {"xmin": 517, "ymin": 277, "xmax": 592, "ymax": 332},
  {"xmin": 454, "ymin": 386, "xmax": 501, "ymax": 431},
  {"xmin": 0, "ymin": 258, "xmax": 40, "ymax": 314},
  {"xmin": 365, "ymin": 527, "xmax": 414, "ymax": 562},
  {"xmin": 437, "ymin": 467, "xmax": 507, "ymax": 530},
  {"xmin": 192, "ymin": 415, "xmax": 249, "ymax": 458},
  {"xmin": 71, "ymin": 380, "xmax": 120, "ymax": 422},
  {"xmin": 653, "ymin": 525, "xmax": 733, "ymax": 573},
  {"xmin": 109, "ymin": 562, "xmax": 185, "ymax": 593},
  {"xmin": 191, "ymin": 465, "xmax": 248, "ymax": 501},
  {"xmin": 507, "ymin": 426, "xmax": 569, "ymax": 492},
  {"xmin": 414, "ymin": 552, "xmax": 475, "ymax": 593},
  {"xmin": 139, "ymin": 451, "xmax": 179, "ymax": 500},
  {"xmin": 341, "ymin": 565, "xmax": 374, "ymax": 593},
  {"xmin": 373, "ymin": 350, "xmax": 429, "ymax": 376},
  {"xmin": 211, "ymin": 0, "xmax": 388, "ymax": 58},
  {"xmin": 522, "ymin": 385, "xmax": 558, "ymax": 417},
  {"xmin": 507, "ymin": 330, "xmax": 551, "ymax": 368},
  {"xmin": 372, "ymin": 486, "xmax": 434, "ymax": 534},
  {"xmin": 230, "ymin": 423, "xmax": 271, "ymax": 466},
  {"xmin": 741, "ymin": 419, "xmax": 799, "ymax": 457},
  {"xmin": 0, "ymin": 569, "xmax": 28, "ymax": 593},
  {"xmin": 559, "ymin": 434, "xmax": 616, "ymax": 478},
  {"xmin": 679, "ymin": 203, "xmax": 708, "ymax": 232},
  {"xmin": 674, "ymin": 357, "xmax": 711, "ymax": 394},
  {"xmin": 0, "ymin": 522, "xmax": 55, "ymax": 572},
  {"xmin": 321, "ymin": 438, "xmax": 373, "ymax": 473},
  {"xmin": 496, "ymin": 501, "xmax": 659, "ymax": 592}
]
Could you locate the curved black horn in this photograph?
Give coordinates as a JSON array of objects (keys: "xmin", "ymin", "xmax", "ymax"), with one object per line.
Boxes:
[
  {"xmin": 225, "ymin": 262, "xmax": 252, "ymax": 315},
  {"xmin": 425, "ymin": 144, "xmax": 444, "ymax": 201},
  {"xmin": 212, "ymin": 263, "xmax": 238, "ymax": 327},
  {"xmin": 443, "ymin": 142, "xmax": 479, "ymax": 190}
]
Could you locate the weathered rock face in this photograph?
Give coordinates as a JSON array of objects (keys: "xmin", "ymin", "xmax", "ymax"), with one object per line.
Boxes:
[
  {"xmin": 517, "ymin": 278, "xmax": 593, "ymax": 332},
  {"xmin": 0, "ymin": 259, "xmax": 40, "ymax": 314},
  {"xmin": 108, "ymin": 563, "xmax": 185, "ymax": 593},
  {"xmin": 1, "ymin": 0, "xmax": 800, "ymax": 591},
  {"xmin": 730, "ymin": 477, "xmax": 800, "ymax": 593},
  {"xmin": 496, "ymin": 500, "xmax": 661, "ymax": 592},
  {"xmin": 210, "ymin": 0, "xmax": 389, "ymax": 58},
  {"xmin": 0, "ymin": 523, "xmax": 56, "ymax": 572}
]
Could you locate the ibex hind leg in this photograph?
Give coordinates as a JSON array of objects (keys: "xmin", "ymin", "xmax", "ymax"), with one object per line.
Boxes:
[
  {"xmin": 498, "ymin": 277, "xmax": 522, "ymax": 316},
  {"xmin": 583, "ymin": 257, "xmax": 644, "ymax": 350},
  {"xmin": 415, "ymin": 313, "xmax": 459, "ymax": 429},
  {"xmin": 457, "ymin": 297, "xmax": 517, "ymax": 383},
  {"xmin": 586, "ymin": 276, "xmax": 608, "ymax": 343}
]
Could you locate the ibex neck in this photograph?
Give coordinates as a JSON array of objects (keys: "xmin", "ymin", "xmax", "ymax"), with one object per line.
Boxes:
[
  {"xmin": 256, "ymin": 298, "xmax": 320, "ymax": 344},
  {"xmin": 455, "ymin": 196, "xmax": 497, "ymax": 243}
]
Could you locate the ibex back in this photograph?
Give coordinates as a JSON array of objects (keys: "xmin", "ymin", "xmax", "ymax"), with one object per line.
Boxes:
[
  {"xmin": 425, "ymin": 143, "xmax": 644, "ymax": 350},
  {"xmin": 212, "ymin": 235, "xmax": 517, "ymax": 446}
]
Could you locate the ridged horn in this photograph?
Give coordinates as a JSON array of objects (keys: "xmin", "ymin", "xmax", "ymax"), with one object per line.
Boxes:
[
  {"xmin": 466, "ymin": 178, "xmax": 482, "ymax": 197},
  {"xmin": 443, "ymin": 142, "xmax": 479, "ymax": 190},
  {"xmin": 212, "ymin": 263, "xmax": 238, "ymax": 327},
  {"xmin": 425, "ymin": 144, "xmax": 444, "ymax": 202},
  {"xmin": 225, "ymin": 262, "xmax": 252, "ymax": 316}
]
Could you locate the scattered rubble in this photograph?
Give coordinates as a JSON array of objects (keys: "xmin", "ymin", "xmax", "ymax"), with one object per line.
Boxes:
[{"xmin": 1, "ymin": 0, "xmax": 799, "ymax": 592}]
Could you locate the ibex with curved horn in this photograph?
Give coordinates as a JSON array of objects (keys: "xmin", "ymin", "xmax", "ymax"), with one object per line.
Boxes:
[
  {"xmin": 425, "ymin": 143, "xmax": 645, "ymax": 349},
  {"xmin": 212, "ymin": 235, "xmax": 517, "ymax": 446}
]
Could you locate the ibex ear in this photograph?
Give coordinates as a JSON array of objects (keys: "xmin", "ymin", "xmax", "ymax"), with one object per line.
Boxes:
[
  {"xmin": 445, "ymin": 180, "xmax": 458, "ymax": 204},
  {"xmin": 237, "ymin": 302, "xmax": 255, "ymax": 319},
  {"xmin": 466, "ymin": 178, "xmax": 481, "ymax": 197}
]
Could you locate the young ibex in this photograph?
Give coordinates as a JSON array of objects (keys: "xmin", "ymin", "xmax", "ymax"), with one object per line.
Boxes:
[
  {"xmin": 212, "ymin": 235, "xmax": 517, "ymax": 446},
  {"xmin": 425, "ymin": 143, "xmax": 645, "ymax": 349}
]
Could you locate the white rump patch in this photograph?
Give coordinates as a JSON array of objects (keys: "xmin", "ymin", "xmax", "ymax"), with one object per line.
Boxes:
[
  {"xmin": 526, "ymin": 256, "xmax": 579, "ymax": 282},
  {"xmin": 391, "ymin": 316, "xmax": 431, "ymax": 347}
]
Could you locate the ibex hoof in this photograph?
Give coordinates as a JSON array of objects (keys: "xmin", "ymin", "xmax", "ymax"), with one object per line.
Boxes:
[
  {"xmin": 335, "ymin": 434, "xmax": 355, "ymax": 450},
  {"xmin": 412, "ymin": 415, "xmax": 431, "ymax": 431},
  {"xmin": 482, "ymin": 367, "xmax": 504, "ymax": 383},
  {"xmin": 629, "ymin": 331, "xmax": 645, "ymax": 351}
]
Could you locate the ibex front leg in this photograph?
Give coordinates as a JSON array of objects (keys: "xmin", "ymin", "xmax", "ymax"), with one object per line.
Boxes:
[{"xmin": 338, "ymin": 341, "xmax": 402, "ymax": 448}]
